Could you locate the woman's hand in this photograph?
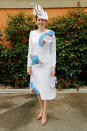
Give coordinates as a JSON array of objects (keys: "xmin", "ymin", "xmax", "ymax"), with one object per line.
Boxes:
[
  {"xmin": 27, "ymin": 67, "xmax": 32, "ymax": 75},
  {"xmin": 50, "ymin": 67, "xmax": 55, "ymax": 77}
]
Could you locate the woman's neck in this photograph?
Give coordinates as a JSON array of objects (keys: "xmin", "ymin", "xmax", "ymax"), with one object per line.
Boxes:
[{"xmin": 37, "ymin": 27, "xmax": 46, "ymax": 33}]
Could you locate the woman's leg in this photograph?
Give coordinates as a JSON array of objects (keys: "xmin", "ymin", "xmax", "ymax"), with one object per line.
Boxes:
[
  {"xmin": 43, "ymin": 100, "xmax": 48, "ymax": 114},
  {"xmin": 37, "ymin": 94, "xmax": 44, "ymax": 119},
  {"xmin": 41, "ymin": 100, "xmax": 48, "ymax": 125}
]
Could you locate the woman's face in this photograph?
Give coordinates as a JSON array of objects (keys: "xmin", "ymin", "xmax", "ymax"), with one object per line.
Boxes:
[{"xmin": 36, "ymin": 17, "xmax": 46, "ymax": 28}]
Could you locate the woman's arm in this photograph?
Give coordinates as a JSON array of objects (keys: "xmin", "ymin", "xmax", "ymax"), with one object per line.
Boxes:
[
  {"xmin": 50, "ymin": 32, "xmax": 56, "ymax": 76},
  {"xmin": 27, "ymin": 31, "xmax": 33, "ymax": 75}
]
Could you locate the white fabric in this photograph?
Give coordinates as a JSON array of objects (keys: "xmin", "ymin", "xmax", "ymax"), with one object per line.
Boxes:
[
  {"xmin": 27, "ymin": 30, "xmax": 56, "ymax": 100},
  {"xmin": 32, "ymin": 4, "xmax": 48, "ymax": 20},
  {"xmin": 37, "ymin": 11, "xmax": 48, "ymax": 20},
  {"xmin": 50, "ymin": 76, "xmax": 57, "ymax": 89},
  {"xmin": 33, "ymin": 4, "xmax": 44, "ymax": 16}
]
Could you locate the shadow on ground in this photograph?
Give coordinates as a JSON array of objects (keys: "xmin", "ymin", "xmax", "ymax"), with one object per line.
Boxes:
[{"xmin": 0, "ymin": 93, "xmax": 87, "ymax": 131}]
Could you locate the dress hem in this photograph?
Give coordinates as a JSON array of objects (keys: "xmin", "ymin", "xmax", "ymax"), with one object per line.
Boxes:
[{"xmin": 40, "ymin": 95, "xmax": 56, "ymax": 100}]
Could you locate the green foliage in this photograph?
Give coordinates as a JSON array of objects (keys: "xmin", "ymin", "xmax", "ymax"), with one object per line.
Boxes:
[
  {"xmin": 0, "ymin": 43, "xmax": 28, "ymax": 87},
  {"xmin": 5, "ymin": 12, "xmax": 36, "ymax": 47},
  {"xmin": 0, "ymin": 30, "xmax": 3, "ymax": 41},
  {"xmin": 47, "ymin": 9, "xmax": 87, "ymax": 88},
  {"xmin": 0, "ymin": 12, "xmax": 36, "ymax": 88},
  {"xmin": 0, "ymin": 9, "xmax": 87, "ymax": 88}
]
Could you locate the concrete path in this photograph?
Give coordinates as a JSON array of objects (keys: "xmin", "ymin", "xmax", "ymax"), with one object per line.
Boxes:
[{"xmin": 0, "ymin": 89, "xmax": 87, "ymax": 131}]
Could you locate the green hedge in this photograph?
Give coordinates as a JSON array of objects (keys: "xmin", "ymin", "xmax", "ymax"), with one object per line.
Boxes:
[
  {"xmin": 47, "ymin": 9, "xmax": 87, "ymax": 88},
  {"xmin": 0, "ymin": 9, "xmax": 87, "ymax": 88},
  {"xmin": 0, "ymin": 12, "xmax": 37, "ymax": 88},
  {"xmin": 0, "ymin": 43, "xmax": 28, "ymax": 88}
]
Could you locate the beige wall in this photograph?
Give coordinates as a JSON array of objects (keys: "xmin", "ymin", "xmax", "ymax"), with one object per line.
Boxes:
[{"xmin": 0, "ymin": 0, "xmax": 87, "ymax": 8}]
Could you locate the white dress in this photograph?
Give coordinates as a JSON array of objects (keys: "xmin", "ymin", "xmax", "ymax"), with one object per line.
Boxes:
[{"xmin": 27, "ymin": 29, "xmax": 56, "ymax": 100}]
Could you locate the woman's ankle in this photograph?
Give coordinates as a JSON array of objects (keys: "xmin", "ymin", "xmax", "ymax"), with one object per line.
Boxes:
[
  {"xmin": 42, "ymin": 111, "xmax": 47, "ymax": 118},
  {"xmin": 43, "ymin": 111, "xmax": 47, "ymax": 114}
]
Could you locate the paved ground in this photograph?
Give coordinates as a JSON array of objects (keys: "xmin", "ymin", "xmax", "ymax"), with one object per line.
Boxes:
[
  {"xmin": 0, "ymin": 93, "xmax": 35, "ymax": 114},
  {"xmin": 0, "ymin": 90, "xmax": 87, "ymax": 131}
]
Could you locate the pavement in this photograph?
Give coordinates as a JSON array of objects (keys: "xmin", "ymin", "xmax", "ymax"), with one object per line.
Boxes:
[
  {"xmin": 0, "ymin": 87, "xmax": 87, "ymax": 94},
  {"xmin": 0, "ymin": 88, "xmax": 87, "ymax": 131}
]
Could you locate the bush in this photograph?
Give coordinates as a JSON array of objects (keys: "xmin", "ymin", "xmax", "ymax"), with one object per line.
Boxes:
[
  {"xmin": 0, "ymin": 12, "xmax": 37, "ymax": 88},
  {"xmin": 47, "ymin": 8, "xmax": 87, "ymax": 88},
  {"xmin": 0, "ymin": 43, "xmax": 29, "ymax": 88},
  {"xmin": 5, "ymin": 12, "xmax": 36, "ymax": 47},
  {"xmin": 0, "ymin": 9, "xmax": 87, "ymax": 88}
]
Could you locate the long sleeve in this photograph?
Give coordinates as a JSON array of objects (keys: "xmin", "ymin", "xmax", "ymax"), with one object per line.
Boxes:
[
  {"xmin": 50, "ymin": 33, "xmax": 56, "ymax": 68},
  {"xmin": 27, "ymin": 31, "xmax": 33, "ymax": 68}
]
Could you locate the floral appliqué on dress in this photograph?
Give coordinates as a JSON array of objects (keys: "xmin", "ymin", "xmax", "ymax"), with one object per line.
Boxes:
[
  {"xmin": 39, "ymin": 30, "xmax": 54, "ymax": 47},
  {"xmin": 29, "ymin": 81, "xmax": 39, "ymax": 94},
  {"xmin": 30, "ymin": 54, "xmax": 42, "ymax": 65}
]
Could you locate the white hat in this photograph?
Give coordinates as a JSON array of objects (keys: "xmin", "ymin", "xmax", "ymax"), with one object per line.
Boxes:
[{"xmin": 31, "ymin": 3, "xmax": 48, "ymax": 20}]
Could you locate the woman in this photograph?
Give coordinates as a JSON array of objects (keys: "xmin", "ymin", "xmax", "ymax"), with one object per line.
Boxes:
[{"xmin": 27, "ymin": 4, "xmax": 56, "ymax": 126}]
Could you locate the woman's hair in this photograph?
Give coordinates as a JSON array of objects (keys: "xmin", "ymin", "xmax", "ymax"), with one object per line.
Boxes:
[
  {"xmin": 36, "ymin": 15, "xmax": 38, "ymax": 21},
  {"xmin": 36, "ymin": 16, "xmax": 47, "ymax": 22}
]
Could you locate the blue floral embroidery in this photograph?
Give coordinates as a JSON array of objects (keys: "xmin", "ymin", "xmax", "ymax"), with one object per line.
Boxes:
[
  {"xmin": 50, "ymin": 76, "xmax": 57, "ymax": 89},
  {"xmin": 39, "ymin": 30, "xmax": 54, "ymax": 47},
  {"xmin": 55, "ymin": 77, "xmax": 57, "ymax": 85},
  {"xmin": 45, "ymin": 30, "xmax": 54, "ymax": 36},
  {"xmin": 39, "ymin": 35, "xmax": 44, "ymax": 47},
  {"xmin": 29, "ymin": 82, "xmax": 39, "ymax": 94},
  {"xmin": 32, "ymin": 55, "xmax": 38, "ymax": 65}
]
